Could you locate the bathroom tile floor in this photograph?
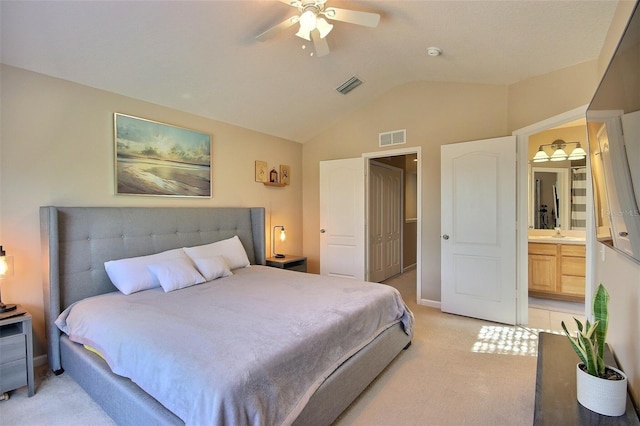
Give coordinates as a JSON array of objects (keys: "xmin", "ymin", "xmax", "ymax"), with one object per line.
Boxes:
[{"xmin": 526, "ymin": 297, "xmax": 585, "ymax": 335}]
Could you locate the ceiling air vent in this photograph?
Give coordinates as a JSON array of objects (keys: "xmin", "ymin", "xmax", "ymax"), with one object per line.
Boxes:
[
  {"xmin": 379, "ymin": 129, "xmax": 406, "ymax": 147},
  {"xmin": 336, "ymin": 76, "xmax": 363, "ymax": 95}
]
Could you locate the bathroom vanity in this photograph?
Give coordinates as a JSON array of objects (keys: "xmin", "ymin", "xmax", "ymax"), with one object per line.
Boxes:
[{"xmin": 528, "ymin": 233, "xmax": 586, "ymax": 302}]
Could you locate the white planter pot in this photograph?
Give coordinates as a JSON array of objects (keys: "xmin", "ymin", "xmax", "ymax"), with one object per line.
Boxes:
[{"xmin": 576, "ymin": 363, "xmax": 628, "ymax": 416}]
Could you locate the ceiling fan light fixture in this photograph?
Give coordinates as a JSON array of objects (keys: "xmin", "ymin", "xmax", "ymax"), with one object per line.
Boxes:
[
  {"xmin": 316, "ymin": 17, "xmax": 333, "ymax": 38},
  {"xmin": 295, "ymin": 9, "xmax": 317, "ymax": 41}
]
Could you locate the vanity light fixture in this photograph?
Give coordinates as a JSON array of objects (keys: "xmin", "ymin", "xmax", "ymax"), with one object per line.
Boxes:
[
  {"xmin": 532, "ymin": 146, "xmax": 550, "ymax": 162},
  {"xmin": 567, "ymin": 142, "xmax": 587, "ymax": 160},
  {"xmin": 550, "ymin": 145, "xmax": 569, "ymax": 162},
  {"xmin": 531, "ymin": 140, "xmax": 586, "ymax": 163}
]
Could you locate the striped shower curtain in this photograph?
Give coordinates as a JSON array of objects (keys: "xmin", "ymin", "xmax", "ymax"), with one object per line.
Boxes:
[{"xmin": 571, "ymin": 167, "xmax": 587, "ymax": 229}]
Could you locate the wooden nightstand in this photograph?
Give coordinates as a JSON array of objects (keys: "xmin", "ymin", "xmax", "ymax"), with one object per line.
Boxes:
[
  {"xmin": 0, "ymin": 307, "xmax": 34, "ymax": 398},
  {"xmin": 266, "ymin": 255, "xmax": 307, "ymax": 272}
]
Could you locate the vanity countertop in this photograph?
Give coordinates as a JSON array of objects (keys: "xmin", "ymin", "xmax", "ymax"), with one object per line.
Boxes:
[
  {"xmin": 528, "ymin": 230, "xmax": 586, "ymax": 245},
  {"xmin": 528, "ymin": 236, "xmax": 585, "ymax": 245}
]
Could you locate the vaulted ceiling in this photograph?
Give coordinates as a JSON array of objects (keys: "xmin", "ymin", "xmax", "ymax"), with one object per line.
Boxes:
[{"xmin": 1, "ymin": 1, "xmax": 619, "ymax": 143}]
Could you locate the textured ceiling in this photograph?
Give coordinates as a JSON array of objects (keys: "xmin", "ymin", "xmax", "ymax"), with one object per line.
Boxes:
[{"xmin": 1, "ymin": 1, "xmax": 619, "ymax": 143}]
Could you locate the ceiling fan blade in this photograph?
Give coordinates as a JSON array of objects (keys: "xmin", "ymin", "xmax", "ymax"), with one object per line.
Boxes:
[
  {"xmin": 311, "ymin": 29, "xmax": 329, "ymax": 57},
  {"xmin": 323, "ymin": 7, "xmax": 380, "ymax": 28},
  {"xmin": 256, "ymin": 16, "xmax": 299, "ymax": 42}
]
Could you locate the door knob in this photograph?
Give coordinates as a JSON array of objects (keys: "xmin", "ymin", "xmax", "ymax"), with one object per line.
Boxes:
[
  {"xmin": 619, "ymin": 231, "xmax": 629, "ymax": 237},
  {"xmin": 442, "ymin": 234, "xmax": 449, "ymax": 240},
  {"xmin": 320, "ymin": 229, "xmax": 326, "ymax": 233}
]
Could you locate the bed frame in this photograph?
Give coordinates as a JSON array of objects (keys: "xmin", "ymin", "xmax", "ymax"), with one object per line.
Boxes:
[{"xmin": 40, "ymin": 206, "xmax": 411, "ymax": 425}]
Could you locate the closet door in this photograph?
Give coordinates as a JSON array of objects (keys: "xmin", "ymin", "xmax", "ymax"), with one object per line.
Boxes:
[{"xmin": 369, "ymin": 161, "xmax": 402, "ymax": 283}]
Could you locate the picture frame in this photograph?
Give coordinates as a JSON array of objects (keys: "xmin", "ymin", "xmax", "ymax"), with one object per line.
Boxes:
[
  {"xmin": 280, "ymin": 165, "xmax": 290, "ymax": 185},
  {"xmin": 255, "ymin": 161, "xmax": 268, "ymax": 182},
  {"xmin": 114, "ymin": 113, "xmax": 211, "ymax": 197}
]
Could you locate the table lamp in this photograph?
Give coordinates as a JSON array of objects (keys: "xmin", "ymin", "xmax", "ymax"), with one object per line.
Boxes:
[
  {"xmin": 0, "ymin": 246, "xmax": 16, "ymax": 313},
  {"xmin": 272, "ymin": 226, "xmax": 286, "ymax": 259}
]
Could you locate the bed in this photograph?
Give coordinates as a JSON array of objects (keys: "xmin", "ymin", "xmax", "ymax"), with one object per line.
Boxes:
[{"xmin": 40, "ymin": 206, "xmax": 413, "ymax": 425}]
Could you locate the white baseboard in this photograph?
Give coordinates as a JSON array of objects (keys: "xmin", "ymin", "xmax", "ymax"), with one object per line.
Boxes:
[
  {"xmin": 419, "ymin": 298, "xmax": 441, "ymax": 309},
  {"xmin": 402, "ymin": 264, "xmax": 417, "ymax": 273}
]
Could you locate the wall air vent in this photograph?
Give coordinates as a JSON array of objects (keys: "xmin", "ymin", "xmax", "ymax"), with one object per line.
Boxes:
[
  {"xmin": 336, "ymin": 76, "xmax": 363, "ymax": 95},
  {"xmin": 379, "ymin": 129, "xmax": 406, "ymax": 147}
]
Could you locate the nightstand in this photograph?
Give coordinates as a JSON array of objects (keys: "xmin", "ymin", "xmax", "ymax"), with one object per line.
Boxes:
[
  {"xmin": 266, "ymin": 255, "xmax": 307, "ymax": 272},
  {"xmin": 0, "ymin": 307, "xmax": 34, "ymax": 397}
]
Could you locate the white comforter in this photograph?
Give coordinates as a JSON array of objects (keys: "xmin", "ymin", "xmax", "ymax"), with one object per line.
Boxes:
[{"xmin": 56, "ymin": 266, "xmax": 413, "ymax": 426}]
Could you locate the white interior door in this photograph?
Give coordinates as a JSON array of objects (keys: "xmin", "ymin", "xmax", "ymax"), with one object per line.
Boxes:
[
  {"xmin": 369, "ymin": 161, "xmax": 402, "ymax": 282},
  {"xmin": 441, "ymin": 136, "xmax": 517, "ymax": 324},
  {"xmin": 320, "ymin": 158, "xmax": 365, "ymax": 280}
]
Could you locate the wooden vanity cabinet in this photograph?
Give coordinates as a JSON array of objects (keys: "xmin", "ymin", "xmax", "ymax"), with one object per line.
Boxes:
[
  {"xmin": 528, "ymin": 242, "xmax": 585, "ymax": 302},
  {"xmin": 528, "ymin": 243, "xmax": 557, "ymax": 293},
  {"xmin": 559, "ymin": 244, "xmax": 586, "ymax": 298}
]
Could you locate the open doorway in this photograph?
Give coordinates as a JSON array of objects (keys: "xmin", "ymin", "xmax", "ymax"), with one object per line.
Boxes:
[
  {"xmin": 526, "ymin": 122, "xmax": 587, "ymax": 318},
  {"xmin": 364, "ymin": 148, "xmax": 421, "ymax": 305},
  {"xmin": 514, "ymin": 106, "xmax": 591, "ymax": 326}
]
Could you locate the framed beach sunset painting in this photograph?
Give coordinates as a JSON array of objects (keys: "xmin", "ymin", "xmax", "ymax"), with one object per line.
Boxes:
[{"xmin": 114, "ymin": 114, "xmax": 211, "ymax": 197}]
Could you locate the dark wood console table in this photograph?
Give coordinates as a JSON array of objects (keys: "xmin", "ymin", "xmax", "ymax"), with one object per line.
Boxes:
[{"xmin": 534, "ymin": 332, "xmax": 639, "ymax": 425}]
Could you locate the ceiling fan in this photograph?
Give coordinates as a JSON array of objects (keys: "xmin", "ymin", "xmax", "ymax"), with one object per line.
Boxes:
[{"xmin": 256, "ymin": 0, "xmax": 381, "ymax": 57}]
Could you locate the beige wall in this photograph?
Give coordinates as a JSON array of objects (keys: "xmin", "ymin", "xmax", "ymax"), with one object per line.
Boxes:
[
  {"xmin": 0, "ymin": 65, "xmax": 303, "ymax": 359},
  {"xmin": 302, "ymin": 81, "xmax": 509, "ymax": 301},
  {"xmin": 594, "ymin": 246, "xmax": 640, "ymax": 408},
  {"xmin": 507, "ymin": 60, "xmax": 598, "ymax": 133}
]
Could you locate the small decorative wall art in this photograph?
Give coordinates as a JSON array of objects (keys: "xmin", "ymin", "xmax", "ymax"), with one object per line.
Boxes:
[
  {"xmin": 255, "ymin": 161, "xmax": 267, "ymax": 182},
  {"xmin": 114, "ymin": 113, "xmax": 211, "ymax": 197},
  {"xmin": 269, "ymin": 168, "xmax": 279, "ymax": 183},
  {"xmin": 280, "ymin": 165, "xmax": 290, "ymax": 185}
]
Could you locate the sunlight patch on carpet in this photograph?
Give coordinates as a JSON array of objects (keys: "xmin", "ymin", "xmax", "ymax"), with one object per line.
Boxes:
[{"xmin": 472, "ymin": 326, "xmax": 562, "ymax": 356}]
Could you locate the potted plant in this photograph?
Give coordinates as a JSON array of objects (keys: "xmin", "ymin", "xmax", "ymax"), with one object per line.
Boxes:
[{"xmin": 561, "ymin": 283, "xmax": 628, "ymax": 416}]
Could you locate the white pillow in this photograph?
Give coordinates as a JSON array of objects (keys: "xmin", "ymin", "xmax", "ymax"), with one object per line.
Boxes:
[
  {"xmin": 104, "ymin": 248, "xmax": 187, "ymax": 295},
  {"xmin": 147, "ymin": 258, "xmax": 206, "ymax": 292},
  {"xmin": 190, "ymin": 255, "xmax": 233, "ymax": 281},
  {"xmin": 184, "ymin": 236, "xmax": 250, "ymax": 270}
]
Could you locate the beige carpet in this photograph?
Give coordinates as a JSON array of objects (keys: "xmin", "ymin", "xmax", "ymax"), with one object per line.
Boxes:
[{"xmin": 1, "ymin": 270, "xmax": 538, "ymax": 425}]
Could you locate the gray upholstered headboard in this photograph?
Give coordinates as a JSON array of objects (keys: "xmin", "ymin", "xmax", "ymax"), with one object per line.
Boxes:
[{"xmin": 40, "ymin": 206, "xmax": 266, "ymax": 372}]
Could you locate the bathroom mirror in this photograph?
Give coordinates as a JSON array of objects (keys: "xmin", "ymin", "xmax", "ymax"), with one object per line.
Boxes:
[
  {"xmin": 530, "ymin": 168, "xmax": 569, "ymax": 229},
  {"xmin": 587, "ymin": 2, "xmax": 640, "ymax": 263}
]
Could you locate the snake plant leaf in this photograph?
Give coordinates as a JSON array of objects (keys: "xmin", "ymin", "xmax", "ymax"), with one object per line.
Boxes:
[
  {"xmin": 584, "ymin": 320, "xmax": 599, "ymax": 340},
  {"xmin": 561, "ymin": 320, "xmax": 587, "ymax": 366},
  {"xmin": 593, "ymin": 284, "xmax": 609, "ymax": 376},
  {"xmin": 574, "ymin": 317, "xmax": 584, "ymax": 333},
  {"xmin": 578, "ymin": 331, "xmax": 598, "ymax": 376}
]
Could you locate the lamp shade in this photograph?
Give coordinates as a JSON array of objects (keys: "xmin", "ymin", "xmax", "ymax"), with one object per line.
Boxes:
[
  {"xmin": 0, "ymin": 246, "xmax": 13, "ymax": 277},
  {"xmin": 550, "ymin": 147, "xmax": 568, "ymax": 161},
  {"xmin": 568, "ymin": 143, "xmax": 587, "ymax": 160},
  {"xmin": 0, "ymin": 246, "xmax": 17, "ymax": 313},
  {"xmin": 295, "ymin": 10, "xmax": 317, "ymax": 41},
  {"xmin": 532, "ymin": 146, "xmax": 550, "ymax": 162},
  {"xmin": 272, "ymin": 226, "xmax": 286, "ymax": 258},
  {"xmin": 316, "ymin": 17, "xmax": 333, "ymax": 38}
]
